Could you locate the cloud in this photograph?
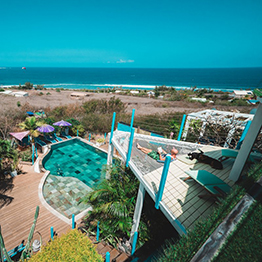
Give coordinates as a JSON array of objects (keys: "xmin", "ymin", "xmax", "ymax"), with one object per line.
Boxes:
[{"xmin": 116, "ymin": 59, "xmax": 134, "ymax": 63}]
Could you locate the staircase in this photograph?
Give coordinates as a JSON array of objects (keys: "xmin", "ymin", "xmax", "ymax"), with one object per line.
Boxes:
[{"xmin": 89, "ymin": 236, "xmax": 130, "ymax": 262}]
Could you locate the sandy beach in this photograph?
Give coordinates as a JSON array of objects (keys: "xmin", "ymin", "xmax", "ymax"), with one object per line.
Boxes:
[{"xmin": 0, "ymin": 89, "xmax": 253, "ymax": 115}]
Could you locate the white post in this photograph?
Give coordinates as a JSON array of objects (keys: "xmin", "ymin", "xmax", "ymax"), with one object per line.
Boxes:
[
  {"xmin": 106, "ymin": 143, "xmax": 114, "ymax": 179},
  {"xmin": 182, "ymin": 116, "xmax": 191, "ymax": 140},
  {"xmin": 224, "ymin": 127, "xmax": 236, "ymax": 148},
  {"xmin": 130, "ymin": 183, "xmax": 145, "ymax": 243},
  {"xmin": 199, "ymin": 119, "xmax": 207, "ymax": 138},
  {"xmin": 229, "ymin": 103, "xmax": 262, "ymax": 182}
]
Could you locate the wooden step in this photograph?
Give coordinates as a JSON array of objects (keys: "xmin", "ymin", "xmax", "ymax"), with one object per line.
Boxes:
[
  {"xmin": 109, "ymin": 249, "xmax": 121, "ymax": 261},
  {"xmin": 96, "ymin": 242, "xmax": 105, "ymax": 253},
  {"xmin": 115, "ymin": 253, "xmax": 129, "ymax": 262}
]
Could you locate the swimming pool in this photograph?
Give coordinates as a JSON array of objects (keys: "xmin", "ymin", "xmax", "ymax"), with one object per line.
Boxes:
[{"xmin": 42, "ymin": 138, "xmax": 108, "ymax": 219}]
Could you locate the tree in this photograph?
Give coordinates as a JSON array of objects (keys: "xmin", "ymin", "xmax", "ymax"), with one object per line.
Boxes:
[{"xmin": 19, "ymin": 117, "xmax": 42, "ymax": 163}]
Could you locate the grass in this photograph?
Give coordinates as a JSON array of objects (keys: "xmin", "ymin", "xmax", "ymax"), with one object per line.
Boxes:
[
  {"xmin": 213, "ymin": 201, "xmax": 262, "ymax": 262},
  {"xmin": 212, "ymin": 162, "xmax": 262, "ymax": 262}
]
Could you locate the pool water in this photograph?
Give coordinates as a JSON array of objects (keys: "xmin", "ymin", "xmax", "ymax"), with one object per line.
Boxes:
[
  {"xmin": 43, "ymin": 139, "xmax": 107, "ymax": 187},
  {"xmin": 42, "ymin": 138, "xmax": 108, "ymax": 219}
]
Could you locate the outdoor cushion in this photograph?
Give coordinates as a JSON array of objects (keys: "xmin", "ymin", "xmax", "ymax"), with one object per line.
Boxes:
[{"xmin": 184, "ymin": 170, "xmax": 231, "ymax": 196}]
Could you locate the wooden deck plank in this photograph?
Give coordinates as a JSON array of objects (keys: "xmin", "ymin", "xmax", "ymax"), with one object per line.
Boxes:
[
  {"xmin": 0, "ymin": 164, "xmax": 72, "ymax": 251},
  {"xmin": 142, "ymin": 145, "xmax": 235, "ymax": 231}
]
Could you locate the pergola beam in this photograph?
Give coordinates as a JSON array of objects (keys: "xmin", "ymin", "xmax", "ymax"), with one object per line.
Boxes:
[{"xmin": 229, "ymin": 103, "xmax": 262, "ymax": 182}]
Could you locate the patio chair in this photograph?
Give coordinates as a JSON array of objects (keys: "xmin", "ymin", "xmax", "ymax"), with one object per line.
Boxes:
[
  {"xmin": 35, "ymin": 137, "xmax": 47, "ymax": 146},
  {"xmin": 220, "ymin": 149, "xmax": 262, "ymax": 163},
  {"xmin": 61, "ymin": 131, "xmax": 72, "ymax": 139},
  {"xmin": 44, "ymin": 134, "xmax": 57, "ymax": 144},
  {"xmin": 3, "ymin": 243, "xmax": 25, "ymax": 262},
  {"xmin": 183, "ymin": 170, "xmax": 231, "ymax": 199},
  {"xmin": 51, "ymin": 133, "xmax": 63, "ymax": 142}
]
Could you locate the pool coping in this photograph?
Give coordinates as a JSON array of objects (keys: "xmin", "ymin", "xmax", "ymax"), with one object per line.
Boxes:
[{"xmin": 38, "ymin": 137, "xmax": 107, "ymax": 224}]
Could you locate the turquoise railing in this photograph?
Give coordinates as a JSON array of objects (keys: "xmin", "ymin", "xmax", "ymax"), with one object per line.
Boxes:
[
  {"xmin": 96, "ymin": 221, "xmax": 100, "ymax": 242},
  {"xmin": 236, "ymin": 120, "xmax": 252, "ymax": 150},
  {"xmin": 126, "ymin": 127, "xmax": 135, "ymax": 168},
  {"xmin": 105, "ymin": 252, "xmax": 110, "ymax": 262},
  {"xmin": 131, "ymin": 231, "xmax": 138, "ymax": 255},
  {"xmin": 177, "ymin": 114, "xmax": 187, "ymax": 141},
  {"xmin": 155, "ymin": 155, "xmax": 172, "ymax": 209},
  {"xmin": 110, "ymin": 112, "xmax": 116, "ymax": 144},
  {"xmin": 72, "ymin": 214, "xmax": 75, "ymax": 229},
  {"xmin": 50, "ymin": 226, "xmax": 54, "ymax": 240}
]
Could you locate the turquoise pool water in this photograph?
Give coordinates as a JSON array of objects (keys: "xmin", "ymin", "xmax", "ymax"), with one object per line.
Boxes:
[
  {"xmin": 42, "ymin": 139, "xmax": 108, "ymax": 218},
  {"xmin": 43, "ymin": 138, "xmax": 107, "ymax": 187}
]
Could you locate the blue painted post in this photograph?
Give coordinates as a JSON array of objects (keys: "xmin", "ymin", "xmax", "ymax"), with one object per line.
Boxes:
[
  {"xmin": 77, "ymin": 129, "xmax": 79, "ymax": 137},
  {"xmin": 155, "ymin": 155, "xmax": 172, "ymax": 209},
  {"xmin": 104, "ymin": 132, "xmax": 107, "ymax": 140},
  {"xmin": 131, "ymin": 231, "xmax": 138, "ymax": 255},
  {"xmin": 130, "ymin": 109, "xmax": 135, "ymax": 129},
  {"xmin": 126, "ymin": 127, "xmax": 135, "ymax": 168},
  {"xmin": 110, "ymin": 112, "xmax": 116, "ymax": 144},
  {"xmin": 32, "ymin": 144, "xmax": 35, "ymax": 165},
  {"xmin": 51, "ymin": 227, "xmax": 54, "ymax": 240},
  {"xmin": 177, "ymin": 114, "xmax": 187, "ymax": 141},
  {"xmin": 96, "ymin": 221, "xmax": 100, "ymax": 242},
  {"xmin": 105, "ymin": 252, "xmax": 110, "ymax": 262},
  {"xmin": 236, "ymin": 120, "xmax": 252, "ymax": 150},
  {"xmin": 34, "ymin": 143, "xmax": 38, "ymax": 158},
  {"xmin": 72, "ymin": 214, "xmax": 75, "ymax": 229},
  {"xmin": 89, "ymin": 133, "xmax": 91, "ymax": 142}
]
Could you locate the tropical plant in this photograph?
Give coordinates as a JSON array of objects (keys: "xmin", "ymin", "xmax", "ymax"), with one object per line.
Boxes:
[
  {"xmin": 0, "ymin": 139, "xmax": 18, "ymax": 172},
  {"xmin": 168, "ymin": 119, "xmax": 180, "ymax": 138},
  {"xmin": 80, "ymin": 163, "xmax": 142, "ymax": 247},
  {"xmin": 19, "ymin": 117, "xmax": 41, "ymax": 141},
  {"xmin": 19, "ymin": 117, "xmax": 42, "ymax": 163}
]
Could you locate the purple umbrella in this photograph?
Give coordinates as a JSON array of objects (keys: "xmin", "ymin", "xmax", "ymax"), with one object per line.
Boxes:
[
  {"xmin": 37, "ymin": 124, "xmax": 55, "ymax": 133},
  {"xmin": 53, "ymin": 120, "xmax": 72, "ymax": 127}
]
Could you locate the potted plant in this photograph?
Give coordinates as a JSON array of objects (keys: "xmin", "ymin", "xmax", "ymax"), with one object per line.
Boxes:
[{"xmin": 96, "ymin": 138, "xmax": 105, "ymax": 147}]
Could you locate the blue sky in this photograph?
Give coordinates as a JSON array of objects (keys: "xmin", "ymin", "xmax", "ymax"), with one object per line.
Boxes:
[{"xmin": 1, "ymin": 0, "xmax": 262, "ymax": 68}]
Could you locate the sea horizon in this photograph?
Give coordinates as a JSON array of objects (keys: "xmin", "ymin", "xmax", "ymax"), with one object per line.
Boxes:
[{"xmin": 1, "ymin": 67, "xmax": 262, "ymax": 92}]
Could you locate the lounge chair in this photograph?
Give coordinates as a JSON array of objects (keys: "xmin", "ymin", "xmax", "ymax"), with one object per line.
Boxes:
[
  {"xmin": 51, "ymin": 133, "xmax": 63, "ymax": 142},
  {"xmin": 35, "ymin": 137, "xmax": 47, "ymax": 146},
  {"xmin": 220, "ymin": 149, "xmax": 262, "ymax": 163},
  {"xmin": 61, "ymin": 131, "xmax": 72, "ymax": 139},
  {"xmin": 44, "ymin": 134, "xmax": 57, "ymax": 143},
  {"xmin": 3, "ymin": 243, "xmax": 25, "ymax": 262},
  {"xmin": 184, "ymin": 170, "xmax": 231, "ymax": 199}
]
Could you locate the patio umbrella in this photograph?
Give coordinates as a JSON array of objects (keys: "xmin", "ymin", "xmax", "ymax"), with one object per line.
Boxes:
[
  {"xmin": 10, "ymin": 131, "xmax": 30, "ymax": 141},
  {"xmin": 37, "ymin": 124, "xmax": 55, "ymax": 133},
  {"xmin": 53, "ymin": 120, "xmax": 72, "ymax": 127}
]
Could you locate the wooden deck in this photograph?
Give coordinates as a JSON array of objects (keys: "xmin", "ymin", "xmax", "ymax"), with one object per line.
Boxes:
[
  {"xmin": 0, "ymin": 164, "xmax": 71, "ymax": 251},
  {"xmin": 142, "ymin": 145, "xmax": 235, "ymax": 230}
]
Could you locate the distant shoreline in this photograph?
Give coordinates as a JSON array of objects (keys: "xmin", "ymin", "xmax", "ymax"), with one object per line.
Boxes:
[
  {"xmin": 1, "ymin": 84, "xmax": 255, "ymax": 93},
  {"xmin": 1, "ymin": 67, "xmax": 261, "ymax": 92}
]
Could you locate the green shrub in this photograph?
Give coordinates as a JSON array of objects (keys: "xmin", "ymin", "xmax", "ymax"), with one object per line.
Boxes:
[
  {"xmin": 35, "ymin": 85, "xmax": 44, "ymax": 90},
  {"xmin": 19, "ymin": 148, "xmax": 32, "ymax": 162},
  {"xmin": 0, "ymin": 88, "xmax": 4, "ymax": 92},
  {"xmin": 17, "ymin": 101, "xmax": 21, "ymax": 107},
  {"xmin": 30, "ymin": 229, "xmax": 103, "ymax": 262},
  {"xmin": 56, "ymin": 88, "xmax": 61, "ymax": 92},
  {"xmin": 46, "ymin": 92, "xmax": 51, "ymax": 95}
]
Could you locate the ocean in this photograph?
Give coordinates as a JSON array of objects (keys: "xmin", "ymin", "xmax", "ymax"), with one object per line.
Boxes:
[{"xmin": 0, "ymin": 67, "xmax": 262, "ymax": 92}]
